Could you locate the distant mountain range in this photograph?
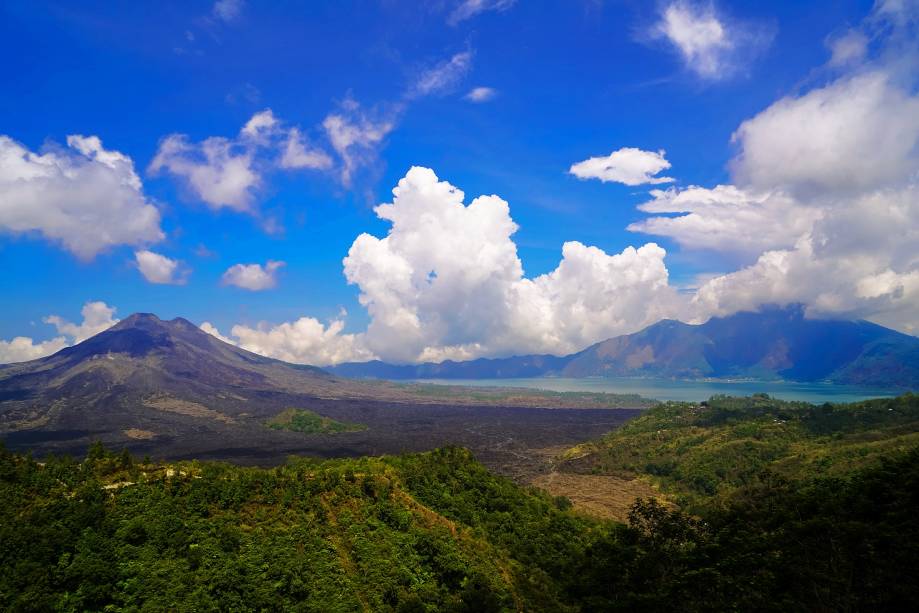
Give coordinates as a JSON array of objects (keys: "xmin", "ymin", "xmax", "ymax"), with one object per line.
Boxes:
[{"xmin": 329, "ymin": 307, "xmax": 919, "ymax": 389}]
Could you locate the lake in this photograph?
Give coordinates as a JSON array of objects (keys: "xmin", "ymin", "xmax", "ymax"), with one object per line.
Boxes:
[{"xmin": 411, "ymin": 377, "xmax": 903, "ymax": 403}]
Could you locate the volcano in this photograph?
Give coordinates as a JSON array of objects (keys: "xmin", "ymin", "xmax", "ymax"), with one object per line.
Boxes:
[
  {"xmin": 0, "ymin": 313, "xmax": 642, "ymax": 465},
  {"xmin": 0, "ymin": 313, "xmax": 344, "ymax": 436}
]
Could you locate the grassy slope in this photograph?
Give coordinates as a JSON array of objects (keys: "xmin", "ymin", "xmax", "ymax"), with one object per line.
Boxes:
[{"xmin": 559, "ymin": 393, "xmax": 919, "ymax": 508}]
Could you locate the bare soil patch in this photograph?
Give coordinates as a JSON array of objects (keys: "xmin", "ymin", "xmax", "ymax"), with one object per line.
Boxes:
[
  {"xmin": 531, "ymin": 471, "xmax": 666, "ymax": 522},
  {"xmin": 143, "ymin": 395, "xmax": 235, "ymax": 424},
  {"xmin": 123, "ymin": 428, "xmax": 157, "ymax": 440}
]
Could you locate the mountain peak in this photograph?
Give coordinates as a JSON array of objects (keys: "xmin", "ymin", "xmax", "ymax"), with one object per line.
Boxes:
[
  {"xmin": 61, "ymin": 312, "xmax": 225, "ymax": 361},
  {"xmin": 111, "ymin": 312, "xmax": 163, "ymax": 330},
  {"xmin": 110, "ymin": 313, "xmax": 202, "ymax": 334}
]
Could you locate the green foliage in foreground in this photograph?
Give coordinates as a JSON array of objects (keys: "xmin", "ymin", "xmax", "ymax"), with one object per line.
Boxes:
[
  {"xmin": 266, "ymin": 408, "xmax": 367, "ymax": 434},
  {"xmin": 1, "ymin": 435, "xmax": 918, "ymax": 611},
  {"xmin": 0, "ymin": 444, "xmax": 582, "ymax": 612},
  {"xmin": 571, "ymin": 392, "xmax": 919, "ymax": 508}
]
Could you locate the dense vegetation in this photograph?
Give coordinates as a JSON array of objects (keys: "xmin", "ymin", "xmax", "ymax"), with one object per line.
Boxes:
[
  {"xmin": 2, "ymin": 394, "xmax": 917, "ymax": 611},
  {"xmin": 266, "ymin": 408, "xmax": 367, "ymax": 434},
  {"xmin": 563, "ymin": 392, "xmax": 919, "ymax": 508}
]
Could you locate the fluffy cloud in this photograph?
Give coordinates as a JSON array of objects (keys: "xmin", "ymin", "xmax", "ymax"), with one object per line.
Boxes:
[
  {"xmin": 240, "ymin": 109, "xmax": 279, "ymax": 142},
  {"xmin": 521, "ymin": 241, "xmax": 683, "ymax": 358},
  {"xmin": 221, "ymin": 260, "xmax": 285, "ymax": 291},
  {"xmin": 150, "ymin": 109, "xmax": 332, "ymax": 212},
  {"xmin": 0, "ymin": 336, "xmax": 69, "ymax": 365},
  {"xmin": 199, "ymin": 322, "xmax": 235, "ymax": 345},
  {"xmin": 1, "ymin": 301, "xmax": 119, "ymax": 364},
  {"xmin": 465, "ymin": 86, "xmax": 497, "ymax": 102},
  {"xmin": 651, "ymin": 1, "xmax": 771, "ymax": 80},
  {"xmin": 569, "ymin": 148, "xmax": 674, "ymax": 186},
  {"xmin": 150, "ymin": 133, "xmax": 260, "ymax": 212},
  {"xmin": 135, "ymin": 250, "xmax": 187, "ymax": 285},
  {"xmin": 343, "ymin": 167, "xmax": 682, "ymax": 363},
  {"xmin": 322, "ymin": 101, "xmax": 395, "ymax": 186},
  {"xmin": 205, "ymin": 167, "xmax": 681, "ymax": 366},
  {"xmin": 201, "ymin": 315, "xmax": 374, "ymax": 365},
  {"xmin": 44, "ymin": 301, "xmax": 119, "ymax": 343},
  {"xmin": 280, "ymin": 128, "xmax": 333, "ymax": 170},
  {"xmin": 653, "ymin": 2, "xmax": 731, "ymax": 78},
  {"xmin": 628, "ymin": 185, "xmax": 821, "ymax": 255},
  {"xmin": 730, "ymin": 71, "xmax": 919, "ymax": 195},
  {"xmin": 667, "ymin": 4, "xmax": 919, "ymax": 334},
  {"xmin": 691, "ymin": 183, "xmax": 919, "ymax": 333},
  {"xmin": 0, "ymin": 135, "xmax": 163, "ymax": 259},
  {"xmin": 448, "ymin": 0, "xmax": 515, "ymax": 25}
]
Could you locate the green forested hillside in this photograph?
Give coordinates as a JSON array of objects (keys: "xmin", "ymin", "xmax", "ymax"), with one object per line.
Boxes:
[
  {"xmin": 2, "ymin": 396, "xmax": 918, "ymax": 612},
  {"xmin": 0, "ymin": 443, "xmax": 603, "ymax": 612},
  {"xmin": 561, "ymin": 393, "xmax": 919, "ymax": 509}
]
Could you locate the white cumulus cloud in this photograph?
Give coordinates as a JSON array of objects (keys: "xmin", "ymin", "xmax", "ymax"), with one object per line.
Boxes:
[
  {"xmin": 221, "ymin": 260, "xmax": 285, "ymax": 291},
  {"xmin": 203, "ymin": 167, "xmax": 683, "ymax": 366},
  {"xmin": 201, "ymin": 315, "xmax": 374, "ymax": 366},
  {"xmin": 150, "ymin": 109, "xmax": 333, "ymax": 213},
  {"xmin": 135, "ymin": 250, "xmax": 188, "ymax": 285},
  {"xmin": 569, "ymin": 148, "xmax": 675, "ymax": 186},
  {"xmin": 651, "ymin": 1, "xmax": 771, "ymax": 80},
  {"xmin": 240, "ymin": 109, "xmax": 280, "ymax": 143},
  {"xmin": 661, "ymin": 3, "xmax": 919, "ymax": 334},
  {"xmin": 280, "ymin": 128, "xmax": 334, "ymax": 170},
  {"xmin": 730, "ymin": 71, "xmax": 919, "ymax": 195},
  {"xmin": 628, "ymin": 185, "xmax": 822, "ymax": 255},
  {"xmin": 149, "ymin": 134, "xmax": 260, "ymax": 212},
  {"xmin": 343, "ymin": 166, "xmax": 683, "ymax": 363},
  {"xmin": 322, "ymin": 101, "xmax": 395, "ymax": 186},
  {"xmin": 43, "ymin": 301, "xmax": 120, "ymax": 343},
  {"xmin": 0, "ymin": 135, "xmax": 163, "ymax": 260},
  {"xmin": 1, "ymin": 301, "xmax": 119, "ymax": 364},
  {"xmin": 0, "ymin": 336, "xmax": 69, "ymax": 365},
  {"xmin": 199, "ymin": 321, "xmax": 236, "ymax": 345}
]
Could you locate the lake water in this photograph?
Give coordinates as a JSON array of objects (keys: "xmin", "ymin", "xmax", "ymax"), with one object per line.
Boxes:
[{"xmin": 411, "ymin": 377, "xmax": 903, "ymax": 404}]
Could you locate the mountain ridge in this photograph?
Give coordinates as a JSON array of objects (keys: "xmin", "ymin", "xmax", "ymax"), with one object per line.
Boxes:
[{"xmin": 329, "ymin": 306, "xmax": 919, "ymax": 389}]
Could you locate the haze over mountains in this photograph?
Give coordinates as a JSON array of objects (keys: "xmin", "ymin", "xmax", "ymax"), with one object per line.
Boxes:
[{"xmin": 329, "ymin": 307, "xmax": 919, "ymax": 389}]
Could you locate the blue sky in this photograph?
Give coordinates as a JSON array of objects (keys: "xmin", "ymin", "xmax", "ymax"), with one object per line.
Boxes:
[{"xmin": 2, "ymin": 0, "xmax": 917, "ymax": 365}]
